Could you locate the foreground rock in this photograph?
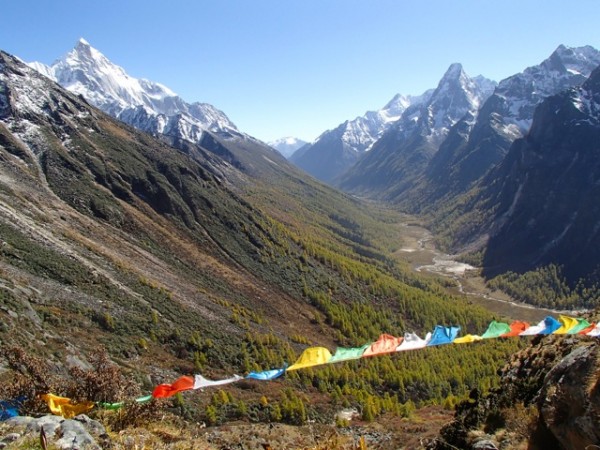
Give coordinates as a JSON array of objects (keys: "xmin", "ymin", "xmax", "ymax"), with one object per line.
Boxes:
[
  {"xmin": 0, "ymin": 414, "xmax": 106, "ymax": 449},
  {"xmin": 432, "ymin": 335, "xmax": 600, "ymax": 450}
]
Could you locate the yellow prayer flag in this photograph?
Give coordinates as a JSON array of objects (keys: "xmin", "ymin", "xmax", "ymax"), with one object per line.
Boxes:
[
  {"xmin": 286, "ymin": 347, "xmax": 332, "ymax": 371},
  {"xmin": 41, "ymin": 394, "xmax": 95, "ymax": 418},
  {"xmin": 453, "ymin": 334, "xmax": 483, "ymax": 344},
  {"xmin": 554, "ymin": 315, "xmax": 579, "ymax": 334}
]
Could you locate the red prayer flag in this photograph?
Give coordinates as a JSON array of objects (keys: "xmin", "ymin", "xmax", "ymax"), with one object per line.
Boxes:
[
  {"xmin": 152, "ymin": 375, "xmax": 194, "ymax": 398},
  {"xmin": 501, "ymin": 321, "xmax": 530, "ymax": 337}
]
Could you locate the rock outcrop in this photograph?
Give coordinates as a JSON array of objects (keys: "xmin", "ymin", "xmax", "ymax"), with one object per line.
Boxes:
[
  {"xmin": 432, "ymin": 334, "xmax": 600, "ymax": 450},
  {"xmin": 0, "ymin": 414, "xmax": 107, "ymax": 449}
]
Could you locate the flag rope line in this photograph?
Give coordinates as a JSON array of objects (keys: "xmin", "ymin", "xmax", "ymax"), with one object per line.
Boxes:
[{"xmin": 2, "ymin": 314, "xmax": 598, "ymax": 418}]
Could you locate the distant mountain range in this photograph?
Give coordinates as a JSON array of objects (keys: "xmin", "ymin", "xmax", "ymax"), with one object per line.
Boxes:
[
  {"xmin": 24, "ymin": 38, "xmax": 600, "ymax": 292},
  {"xmin": 290, "ymin": 91, "xmax": 434, "ymax": 182},
  {"xmin": 336, "ymin": 46, "xmax": 600, "ymax": 200},
  {"xmin": 410, "ymin": 44, "xmax": 600, "ymax": 211},
  {"xmin": 290, "ymin": 44, "xmax": 600, "ymax": 289},
  {"xmin": 268, "ymin": 136, "xmax": 308, "ymax": 158},
  {"xmin": 337, "ymin": 63, "xmax": 496, "ymax": 195}
]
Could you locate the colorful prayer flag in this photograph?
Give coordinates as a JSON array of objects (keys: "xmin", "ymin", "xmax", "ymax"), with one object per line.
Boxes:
[
  {"xmin": 287, "ymin": 347, "xmax": 332, "ymax": 371},
  {"xmin": 152, "ymin": 375, "xmax": 195, "ymax": 398}
]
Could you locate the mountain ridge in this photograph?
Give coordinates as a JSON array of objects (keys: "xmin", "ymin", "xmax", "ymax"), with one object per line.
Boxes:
[
  {"xmin": 289, "ymin": 90, "xmax": 435, "ymax": 182},
  {"xmin": 337, "ymin": 63, "xmax": 494, "ymax": 196},
  {"xmin": 481, "ymin": 64, "xmax": 600, "ymax": 282}
]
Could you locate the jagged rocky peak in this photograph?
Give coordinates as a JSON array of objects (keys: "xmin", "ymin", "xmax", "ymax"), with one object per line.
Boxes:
[
  {"xmin": 27, "ymin": 38, "xmax": 238, "ymax": 144},
  {"xmin": 378, "ymin": 92, "xmax": 422, "ymax": 121},
  {"xmin": 434, "ymin": 63, "xmax": 474, "ymax": 94},
  {"xmin": 50, "ymin": 38, "xmax": 175, "ymax": 113},
  {"xmin": 432, "ymin": 63, "xmax": 489, "ymax": 112},
  {"xmin": 548, "ymin": 44, "xmax": 600, "ymax": 73},
  {"xmin": 70, "ymin": 37, "xmax": 103, "ymax": 62},
  {"xmin": 406, "ymin": 62, "xmax": 493, "ymax": 142}
]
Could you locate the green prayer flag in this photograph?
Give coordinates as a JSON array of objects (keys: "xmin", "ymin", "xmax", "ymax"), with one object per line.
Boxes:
[
  {"xmin": 98, "ymin": 394, "xmax": 153, "ymax": 410},
  {"xmin": 329, "ymin": 344, "xmax": 369, "ymax": 363},
  {"xmin": 481, "ymin": 321, "xmax": 511, "ymax": 339},
  {"xmin": 567, "ymin": 318, "xmax": 591, "ymax": 334}
]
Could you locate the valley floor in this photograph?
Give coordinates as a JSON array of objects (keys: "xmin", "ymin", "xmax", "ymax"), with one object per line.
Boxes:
[{"xmin": 393, "ymin": 219, "xmax": 557, "ymax": 323}]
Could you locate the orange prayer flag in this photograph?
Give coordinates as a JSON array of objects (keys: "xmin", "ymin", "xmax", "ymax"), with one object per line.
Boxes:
[
  {"xmin": 152, "ymin": 375, "xmax": 195, "ymax": 398},
  {"xmin": 578, "ymin": 323, "xmax": 596, "ymax": 335},
  {"xmin": 363, "ymin": 334, "xmax": 403, "ymax": 357},
  {"xmin": 501, "ymin": 321, "xmax": 530, "ymax": 337}
]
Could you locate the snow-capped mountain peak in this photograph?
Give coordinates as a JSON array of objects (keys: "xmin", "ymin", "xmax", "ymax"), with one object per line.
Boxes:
[
  {"xmin": 433, "ymin": 63, "xmax": 482, "ymax": 105},
  {"xmin": 408, "ymin": 63, "xmax": 493, "ymax": 140},
  {"xmin": 28, "ymin": 38, "xmax": 237, "ymax": 144},
  {"xmin": 291, "ymin": 62, "xmax": 495, "ymax": 183},
  {"xmin": 380, "ymin": 94, "xmax": 413, "ymax": 122},
  {"xmin": 50, "ymin": 38, "xmax": 178, "ymax": 114},
  {"xmin": 289, "ymin": 90, "xmax": 426, "ymax": 181}
]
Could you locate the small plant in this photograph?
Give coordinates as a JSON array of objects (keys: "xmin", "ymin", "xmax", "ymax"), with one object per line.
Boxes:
[
  {"xmin": 103, "ymin": 397, "xmax": 164, "ymax": 431},
  {"xmin": 0, "ymin": 345, "xmax": 59, "ymax": 416},
  {"xmin": 67, "ymin": 347, "xmax": 140, "ymax": 403}
]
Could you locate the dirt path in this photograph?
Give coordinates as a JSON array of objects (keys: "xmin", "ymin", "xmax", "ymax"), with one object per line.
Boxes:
[{"xmin": 394, "ymin": 221, "xmax": 558, "ymax": 323}]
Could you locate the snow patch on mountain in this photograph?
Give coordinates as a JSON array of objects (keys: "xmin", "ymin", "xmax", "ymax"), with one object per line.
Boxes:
[
  {"xmin": 569, "ymin": 86, "xmax": 600, "ymax": 124},
  {"xmin": 268, "ymin": 136, "xmax": 308, "ymax": 158},
  {"xmin": 491, "ymin": 45, "xmax": 600, "ymax": 135},
  {"xmin": 310, "ymin": 90, "xmax": 432, "ymax": 157},
  {"xmin": 1, "ymin": 60, "xmax": 52, "ymax": 118}
]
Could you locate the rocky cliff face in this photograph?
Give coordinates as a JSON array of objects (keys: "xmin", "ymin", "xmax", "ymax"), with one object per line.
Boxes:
[
  {"xmin": 480, "ymin": 64, "xmax": 600, "ymax": 281},
  {"xmin": 433, "ymin": 330, "xmax": 600, "ymax": 450}
]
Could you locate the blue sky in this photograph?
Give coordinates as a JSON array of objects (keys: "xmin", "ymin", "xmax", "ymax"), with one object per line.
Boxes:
[{"xmin": 2, "ymin": 0, "xmax": 599, "ymax": 142}]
